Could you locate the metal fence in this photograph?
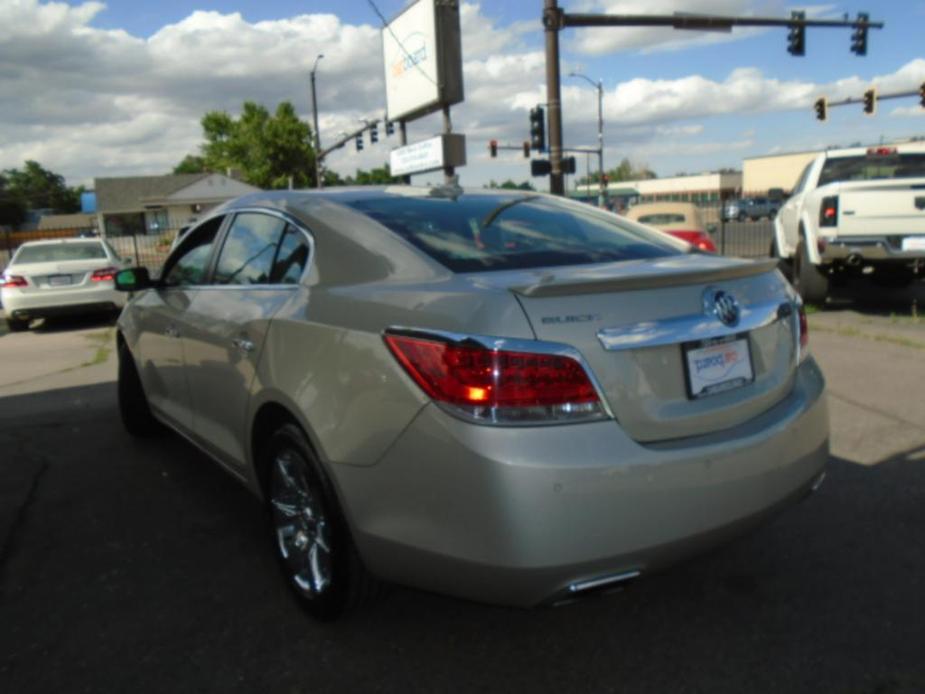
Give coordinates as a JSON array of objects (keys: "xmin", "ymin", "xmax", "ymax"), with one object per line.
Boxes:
[
  {"xmin": 2, "ymin": 226, "xmax": 180, "ymax": 275},
  {"xmin": 2, "ymin": 202, "xmax": 777, "ymax": 274}
]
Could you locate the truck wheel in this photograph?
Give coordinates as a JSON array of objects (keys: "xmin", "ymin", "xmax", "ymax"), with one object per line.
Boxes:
[{"xmin": 793, "ymin": 240, "xmax": 829, "ymax": 305}]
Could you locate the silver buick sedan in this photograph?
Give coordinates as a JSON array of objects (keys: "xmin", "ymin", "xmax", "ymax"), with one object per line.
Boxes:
[{"xmin": 114, "ymin": 187, "xmax": 828, "ymax": 620}]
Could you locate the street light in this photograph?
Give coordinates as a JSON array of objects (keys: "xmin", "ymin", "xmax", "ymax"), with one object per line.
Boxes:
[
  {"xmin": 310, "ymin": 53, "xmax": 324, "ymax": 189},
  {"xmin": 569, "ymin": 72, "xmax": 605, "ymax": 207}
]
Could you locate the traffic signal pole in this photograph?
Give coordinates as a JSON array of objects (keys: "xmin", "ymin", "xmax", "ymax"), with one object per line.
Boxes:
[
  {"xmin": 543, "ymin": 0, "xmax": 565, "ymax": 195},
  {"xmin": 539, "ymin": 0, "xmax": 882, "ymax": 196}
]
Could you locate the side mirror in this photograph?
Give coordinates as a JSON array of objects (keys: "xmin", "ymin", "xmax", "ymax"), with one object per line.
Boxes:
[{"xmin": 115, "ymin": 267, "xmax": 153, "ymax": 292}]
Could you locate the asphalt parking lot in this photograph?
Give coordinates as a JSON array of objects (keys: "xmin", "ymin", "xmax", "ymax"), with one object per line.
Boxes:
[{"xmin": 1, "ymin": 280, "xmax": 924, "ymax": 694}]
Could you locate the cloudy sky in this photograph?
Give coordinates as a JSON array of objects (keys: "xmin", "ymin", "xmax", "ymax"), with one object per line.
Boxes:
[{"xmin": 1, "ymin": 0, "xmax": 924, "ymax": 190}]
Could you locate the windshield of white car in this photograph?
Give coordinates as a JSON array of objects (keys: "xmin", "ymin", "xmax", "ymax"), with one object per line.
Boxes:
[
  {"xmin": 344, "ymin": 194, "xmax": 679, "ymax": 273},
  {"xmin": 13, "ymin": 242, "xmax": 107, "ymax": 264},
  {"xmin": 818, "ymin": 153, "xmax": 925, "ymax": 186}
]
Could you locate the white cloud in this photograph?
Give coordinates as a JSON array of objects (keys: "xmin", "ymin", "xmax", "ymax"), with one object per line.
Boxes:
[{"xmin": 0, "ymin": 0, "xmax": 921, "ymax": 188}]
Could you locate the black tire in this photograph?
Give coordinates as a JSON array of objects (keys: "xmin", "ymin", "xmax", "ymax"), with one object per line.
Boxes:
[
  {"xmin": 118, "ymin": 343, "xmax": 161, "ymax": 437},
  {"xmin": 5, "ymin": 317, "xmax": 30, "ymax": 332},
  {"xmin": 264, "ymin": 423, "xmax": 380, "ymax": 620},
  {"xmin": 792, "ymin": 239, "xmax": 830, "ymax": 305}
]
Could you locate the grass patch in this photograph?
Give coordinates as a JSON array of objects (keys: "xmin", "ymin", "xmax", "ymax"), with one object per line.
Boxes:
[
  {"xmin": 80, "ymin": 328, "xmax": 115, "ymax": 368},
  {"xmin": 812, "ymin": 324, "xmax": 925, "ymax": 352}
]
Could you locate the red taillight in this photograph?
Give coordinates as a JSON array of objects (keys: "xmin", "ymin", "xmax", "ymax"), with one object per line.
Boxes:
[
  {"xmin": 668, "ymin": 230, "xmax": 717, "ymax": 253},
  {"xmin": 798, "ymin": 305, "xmax": 809, "ymax": 359},
  {"xmin": 91, "ymin": 267, "xmax": 118, "ymax": 282},
  {"xmin": 384, "ymin": 333, "xmax": 605, "ymax": 424},
  {"xmin": 2, "ymin": 275, "xmax": 28, "ymax": 288},
  {"xmin": 819, "ymin": 196, "xmax": 838, "ymax": 227}
]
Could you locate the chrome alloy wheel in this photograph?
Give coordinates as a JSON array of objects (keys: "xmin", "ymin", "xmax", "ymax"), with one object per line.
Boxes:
[{"xmin": 269, "ymin": 450, "xmax": 333, "ymax": 597}]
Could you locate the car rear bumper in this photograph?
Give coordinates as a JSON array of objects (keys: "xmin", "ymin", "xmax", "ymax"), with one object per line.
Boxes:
[
  {"xmin": 332, "ymin": 358, "xmax": 829, "ymax": 607},
  {"xmin": 820, "ymin": 235, "xmax": 925, "ymax": 263},
  {"xmin": 2, "ymin": 285, "xmax": 124, "ymax": 319}
]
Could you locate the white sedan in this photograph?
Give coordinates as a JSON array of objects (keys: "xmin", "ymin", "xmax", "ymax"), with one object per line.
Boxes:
[{"xmin": 1, "ymin": 238, "xmax": 130, "ymax": 331}]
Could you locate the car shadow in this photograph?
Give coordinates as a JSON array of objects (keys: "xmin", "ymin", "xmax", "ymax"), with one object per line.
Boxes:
[
  {"xmin": 816, "ymin": 275, "xmax": 925, "ymax": 317},
  {"xmin": 1, "ymin": 382, "xmax": 924, "ymax": 692},
  {"xmin": 28, "ymin": 311, "xmax": 120, "ymax": 335}
]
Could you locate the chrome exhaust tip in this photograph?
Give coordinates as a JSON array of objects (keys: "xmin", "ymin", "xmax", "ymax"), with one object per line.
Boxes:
[{"xmin": 568, "ymin": 569, "xmax": 641, "ymax": 595}]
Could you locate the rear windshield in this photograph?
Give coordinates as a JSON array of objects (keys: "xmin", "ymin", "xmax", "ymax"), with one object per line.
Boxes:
[
  {"xmin": 14, "ymin": 242, "xmax": 107, "ymax": 264},
  {"xmin": 819, "ymin": 153, "xmax": 925, "ymax": 186},
  {"xmin": 637, "ymin": 213, "xmax": 686, "ymax": 225},
  {"xmin": 344, "ymin": 194, "xmax": 678, "ymax": 273}
]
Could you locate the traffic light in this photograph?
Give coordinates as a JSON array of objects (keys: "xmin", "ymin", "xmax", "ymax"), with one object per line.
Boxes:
[
  {"xmin": 851, "ymin": 12, "xmax": 868, "ymax": 55},
  {"xmin": 522, "ymin": 141, "xmax": 530, "ymax": 158},
  {"xmin": 529, "ymin": 106, "xmax": 545, "ymax": 152},
  {"xmin": 355, "ymin": 134, "xmax": 363, "ymax": 151},
  {"xmin": 919, "ymin": 82, "xmax": 925, "ymax": 108},
  {"xmin": 787, "ymin": 11, "xmax": 805, "ymax": 56},
  {"xmin": 385, "ymin": 121, "xmax": 395, "ymax": 136},
  {"xmin": 862, "ymin": 88, "xmax": 877, "ymax": 116},
  {"xmin": 489, "ymin": 139, "xmax": 498, "ymax": 158},
  {"xmin": 370, "ymin": 123, "xmax": 379, "ymax": 144},
  {"xmin": 530, "ymin": 159, "xmax": 551, "ymax": 177},
  {"xmin": 562, "ymin": 157, "xmax": 577, "ymax": 175},
  {"xmin": 814, "ymin": 97, "xmax": 828, "ymax": 122}
]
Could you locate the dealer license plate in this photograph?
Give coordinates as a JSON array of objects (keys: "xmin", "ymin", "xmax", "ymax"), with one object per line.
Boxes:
[
  {"xmin": 901, "ymin": 237, "xmax": 925, "ymax": 252},
  {"xmin": 683, "ymin": 335, "xmax": 754, "ymax": 399},
  {"xmin": 48, "ymin": 274, "xmax": 73, "ymax": 286}
]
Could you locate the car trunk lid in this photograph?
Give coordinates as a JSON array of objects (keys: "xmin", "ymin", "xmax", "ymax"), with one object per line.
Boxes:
[
  {"xmin": 477, "ymin": 255, "xmax": 799, "ymax": 442},
  {"xmin": 832, "ymin": 179, "xmax": 925, "ymax": 237}
]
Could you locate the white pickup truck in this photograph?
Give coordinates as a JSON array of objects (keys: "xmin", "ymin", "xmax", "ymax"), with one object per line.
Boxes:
[{"xmin": 774, "ymin": 142, "xmax": 925, "ymax": 302}]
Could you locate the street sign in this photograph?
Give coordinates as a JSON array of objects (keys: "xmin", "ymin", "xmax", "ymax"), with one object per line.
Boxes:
[{"xmin": 390, "ymin": 134, "xmax": 467, "ymax": 177}]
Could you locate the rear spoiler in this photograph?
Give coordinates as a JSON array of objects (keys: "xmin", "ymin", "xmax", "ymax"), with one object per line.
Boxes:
[{"xmin": 511, "ymin": 258, "xmax": 779, "ymax": 298}]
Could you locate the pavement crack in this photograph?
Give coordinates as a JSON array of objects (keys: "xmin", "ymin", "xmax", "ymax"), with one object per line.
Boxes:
[
  {"xmin": 0, "ymin": 459, "xmax": 50, "ymax": 593},
  {"xmin": 828, "ymin": 390, "xmax": 925, "ymax": 432}
]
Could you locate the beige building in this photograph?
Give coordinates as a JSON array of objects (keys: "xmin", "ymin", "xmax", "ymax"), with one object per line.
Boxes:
[
  {"xmin": 743, "ymin": 150, "xmax": 820, "ymax": 193},
  {"xmin": 94, "ymin": 173, "xmax": 260, "ymax": 237},
  {"xmin": 577, "ymin": 171, "xmax": 742, "ymax": 205}
]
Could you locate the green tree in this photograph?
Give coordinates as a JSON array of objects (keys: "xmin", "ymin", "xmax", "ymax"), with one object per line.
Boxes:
[
  {"xmin": 3, "ymin": 161, "xmax": 81, "ymax": 213},
  {"xmin": 346, "ymin": 165, "xmax": 402, "ymax": 185},
  {"xmin": 486, "ymin": 179, "xmax": 535, "ymax": 190},
  {"xmin": 188, "ymin": 101, "xmax": 317, "ymax": 189},
  {"xmin": 173, "ymin": 154, "xmax": 207, "ymax": 174},
  {"xmin": 578, "ymin": 158, "xmax": 656, "ymax": 185},
  {"xmin": 0, "ymin": 173, "xmax": 27, "ymax": 227}
]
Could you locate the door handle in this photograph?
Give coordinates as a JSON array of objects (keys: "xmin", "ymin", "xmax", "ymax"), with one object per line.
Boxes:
[
  {"xmin": 232, "ymin": 337, "xmax": 255, "ymax": 353},
  {"xmin": 165, "ymin": 325, "xmax": 180, "ymax": 338}
]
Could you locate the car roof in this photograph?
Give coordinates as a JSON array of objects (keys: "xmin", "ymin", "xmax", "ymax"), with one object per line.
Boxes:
[{"xmin": 626, "ymin": 201, "xmax": 698, "ymax": 218}]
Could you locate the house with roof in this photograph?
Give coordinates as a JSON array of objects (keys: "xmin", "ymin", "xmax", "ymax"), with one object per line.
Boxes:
[{"xmin": 94, "ymin": 173, "xmax": 260, "ymax": 237}]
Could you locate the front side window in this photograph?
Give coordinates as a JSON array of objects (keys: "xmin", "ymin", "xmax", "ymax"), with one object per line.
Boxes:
[
  {"xmin": 345, "ymin": 194, "xmax": 678, "ymax": 273},
  {"xmin": 213, "ymin": 213, "xmax": 287, "ymax": 285},
  {"xmin": 162, "ymin": 216, "xmax": 224, "ymax": 287}
]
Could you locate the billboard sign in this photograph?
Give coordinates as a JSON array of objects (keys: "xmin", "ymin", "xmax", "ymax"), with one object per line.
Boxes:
[{"xmin": 382, "ymin": 0, "xmax": 464, "ymax": 122}]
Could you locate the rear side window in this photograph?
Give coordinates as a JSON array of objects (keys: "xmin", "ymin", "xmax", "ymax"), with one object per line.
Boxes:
[
  {"xmin": 272, "ymin": 225, "xmax": 311, "ymax": 284},
  {"xmin": 819, "ymin": 153, "xmax": 925, "ymax": 186},
  {"xmin": 344, "ymin": 194, "xmax": 677, "ymax": 273},
  {"xmin": 213, "ymin": 213, "xmax": 287, "ymax": 285},
  {"xmin": 14, "ymin": 242, "xmax": 106, "ymax": 263}
]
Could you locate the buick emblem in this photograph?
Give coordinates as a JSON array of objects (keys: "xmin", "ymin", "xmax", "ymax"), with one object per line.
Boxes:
[
  {"xmin": 915, "ymin": 196, "xmax": 925, "ymax": 211},
  {"xmin": 704, "ymin": 288, "xmax": 740, "ymax": 327}
]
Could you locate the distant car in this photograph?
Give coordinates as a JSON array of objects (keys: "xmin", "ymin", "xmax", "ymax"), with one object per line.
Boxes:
[
  {"xmin": 0, "ymin": 238, "xmax": 130, "ymax": 331},
  {"xmin": 625, "ymin": 202, "xmax": 718, "ymax": 252},
  {"xmin": 725, "ymin": 197, "xmax": 780, "ymax": 222},
  {"xmin": 113, "ymin": 187, "xmax": 827, "ymax": 619}
]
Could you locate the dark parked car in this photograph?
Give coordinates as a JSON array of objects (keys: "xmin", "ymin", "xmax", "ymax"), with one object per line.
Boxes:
[{"xmin": 724, "ymin": 197, "xmax": 781, "ymax": 222}]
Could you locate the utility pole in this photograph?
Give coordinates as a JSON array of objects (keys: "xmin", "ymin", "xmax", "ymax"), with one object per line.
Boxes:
[
  {"xmin": 543, "ymin": 0, "xmax": 565, "ymax": 195},
  {"xmin": 571, "ymin": 72, "xmax": 605, "ymax": 206},
  {"xmin": 310, "ymin": 54, "xmax": 324, "ymax": 189}
]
